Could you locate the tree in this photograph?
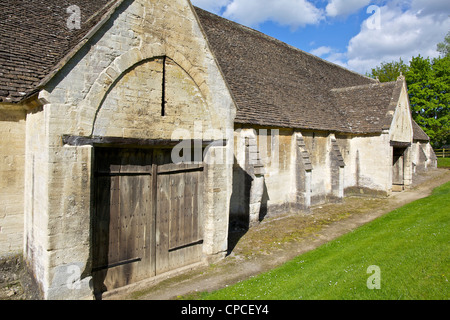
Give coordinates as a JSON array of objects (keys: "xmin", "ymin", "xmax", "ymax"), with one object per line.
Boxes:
[
  {"xmin": 366, "ymin": 34, "xmax": 450, "ymax": 148},
  {"xmin": 406, "ymin": 55, "xmax": 450, "ymax": 148},
  {"xmin": 437, "ymin": 31, "xmax": 450, "ymax": 57},
  {"xmin": 367, "ymin": 53, "xmax": 449, "ymax": 148},
  {"xmin": 366, "ymin": 58, "xmax": 409, "ymax": 83}
]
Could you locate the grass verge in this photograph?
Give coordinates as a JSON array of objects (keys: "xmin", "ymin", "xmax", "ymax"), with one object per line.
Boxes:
[
  {"xmin": 438, "ymin": 158, "xmax": 450, "ymax": 168},
  {"xmin": 199, "ymin": 182, "xmax": 450, "ymax": 300}
]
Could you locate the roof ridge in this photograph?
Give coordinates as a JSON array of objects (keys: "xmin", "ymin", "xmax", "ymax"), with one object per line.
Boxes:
[
  {"xmin": 84, "ymin": 0, "xmax": 120, "ymax": 27},
  {"xmin": 330, "ymin": 80, "xmax": 397, "ymax": 92}
]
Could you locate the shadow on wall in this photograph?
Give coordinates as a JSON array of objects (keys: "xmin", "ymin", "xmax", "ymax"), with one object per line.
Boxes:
[
  {"xmin": 90, "ymin": 152, "xmax": 113, "ymax": 299},
  {"xmin": 227, "ymin": 161, "xmax": 269, "ymax": 255}
]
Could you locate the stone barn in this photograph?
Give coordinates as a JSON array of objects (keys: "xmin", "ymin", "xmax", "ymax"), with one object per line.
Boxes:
[
  {"xmin": 0, "ymin": 0, "xmax": 435, "ymax": 299},
  {"xmin": 0, "ymin": 0, "xmax": 236, "ymax": 299},
  {"xmin": 194, "ymin": 8, "xmax": 434, "ymax": 222}
]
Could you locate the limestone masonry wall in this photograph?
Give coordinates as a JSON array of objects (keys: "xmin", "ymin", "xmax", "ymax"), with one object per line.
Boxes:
[
  {"xmin": 0, "ymin": 105, "xmax": 26, "ymax": 256},
  {"xmin": 23, "ymin": 0, "xmax": 235, "ymax": 299}
]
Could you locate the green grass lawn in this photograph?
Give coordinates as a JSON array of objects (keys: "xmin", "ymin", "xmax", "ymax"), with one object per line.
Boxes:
[
  {"xmin": 200, "ymin": 182, "xmax": 450, "ymax": 300},
  {"xmin": 438, "ymin": 158, "xmax": 450, "ymax": 168}
]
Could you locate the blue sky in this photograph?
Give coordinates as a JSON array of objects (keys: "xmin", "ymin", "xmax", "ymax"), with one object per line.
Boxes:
[{"xmin": 191, "ymin": 0, "xmax": 450, "ymax": 75}]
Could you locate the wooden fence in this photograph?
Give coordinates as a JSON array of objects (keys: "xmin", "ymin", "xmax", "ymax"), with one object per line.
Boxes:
[{"xmin": 435, "ymin": 149, "xmax": 449, "ymax": 158}]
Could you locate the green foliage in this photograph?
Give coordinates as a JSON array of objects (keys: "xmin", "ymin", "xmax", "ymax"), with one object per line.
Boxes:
[
  {"xmin": 200, "ymin": 182, "xmax": 450, "ymax": 300},
  {"xmin": 406, "ymin": 55, "xmax": 450, "ymax": 148},
  {"xmin": 366, "ymin": 58, "xmax": 409, "ymax": 83},
  {"xmin": 437, "ymin": 31, "xmax": 450, "ymax": 57}
]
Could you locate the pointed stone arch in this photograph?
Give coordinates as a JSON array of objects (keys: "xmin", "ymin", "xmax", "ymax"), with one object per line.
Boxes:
[{"xmin": 75, "ymin": 45, "xmax": 210, "ymax": 137}]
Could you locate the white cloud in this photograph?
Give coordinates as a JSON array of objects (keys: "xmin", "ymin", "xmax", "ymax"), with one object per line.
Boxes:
[
  {"xmin": 310, "ymin": 46, "xmax": 350, "ymax": 69},
  {"xmin": 325, "ymin": 52, "xmax": 349, "ymax": 68},
  {"xmin": 326, "ymin": 0, "xmax": 371, "ymax": 17},
  {"xmin": 310, "ymin": 46, "xmax": 333, "ymax": 57},
  {"xmin": 345, "ymin": 3, "xmax": 450, "ymax": 73},
  {"xmin": 222, "ymin": 0, "xmax": 324, "ymax": 29},
  {"xmin": 411, "ymin": 0, "xmax": 450, "ymax": 16}
]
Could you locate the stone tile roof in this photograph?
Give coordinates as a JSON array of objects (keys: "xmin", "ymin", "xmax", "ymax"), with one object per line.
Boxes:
[
  {"xmin": 194, "ymin": 7, "xmax": 395, "ymax": 134},
  {"xmin": 412, "ymin": 120, "xmax": 430, "ymax": 141},
  {"xmin": 0, "ymin": 2, "xmax": 422, "ymax": 137},
  {"xmin": 0, "ymin": 0, "xmax": 120, "ymax": 103},
  {"xmin": 329, "ymin": 81, "xmax": 403, "ymax": 133}
]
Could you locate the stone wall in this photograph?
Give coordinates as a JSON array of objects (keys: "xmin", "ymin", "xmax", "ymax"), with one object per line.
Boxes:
[
  {"xmin": 292, "ymin": 132, "xmax": 312, "ymax": 210},
  {"xmin": 232, "ymin": 128, "xmax": 297, "ymax": 220},
  {"xmin": 258, "ymin": 129, "xmax": 294, "ymax": 215},
  {"xmin": 23, "ymin": 0, "xmax": 235, "ymax": 299},
  {"xmin": 338, "ymin": 133, "xmax": 392, "ymax": 195},
  {"xmin": 0, "ymin": 105, "xmax": 26, "ymax": 256},
  {"xmin": 23, "ymin": 105, "xmax": 49, "ymax": 297},
  {"xmin": 231, "ymin": 129, "xmax": 266, "ymax": 227},
  {"xmin": 303, "ymin": 131, "xmax": 335, "ymax": 205},
  {"xmin": 424, "ymin": 143, "xmax": 438, "ymax": 169},
  {"xmin": 231, "ymin": 127, "xmax": 347, "ymax": 223},
  {"xmin": 412, "ymin": 141, "xmax": 438, "ymax": 174}
]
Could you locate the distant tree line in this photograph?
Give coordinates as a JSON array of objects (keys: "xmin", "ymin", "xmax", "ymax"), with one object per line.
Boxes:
[{"xmin": 367, "ymin": 32, "xmax": 449, "ymax": 149}]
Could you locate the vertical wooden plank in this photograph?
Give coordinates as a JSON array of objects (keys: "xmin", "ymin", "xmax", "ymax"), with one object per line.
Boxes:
[
  {"xmin": 135, "ymin": 175, "xmax": 143, "ymax": 280},
  {"xmin": 92, "ymin": 174, "xmax": 111, "ymax": 293},
  {"xmin": 118, "ymin": 175, "xmax": 128, "ymax": 264},
  {"xmin": 149, "ymin": 163, "xmax": 157, "ymax": 277},
  {"xmin": 156, "ymin": 172, "xmax": 170, "ymax": 274},
  {"xmin": 92, "ymin": 150, "xmax": 108, "ymax": 293},
  {"xmin": 119, "ymin": 174, "xmax": 134, "ymax": 286},
  {"xmin": 187, "ymin": 172, "xmax": 196, "ymax": 265},
  {"xmin": 134, "ymin": 173, "xmax": 153, "ymax": 279},
  {"xmin": 194, "ymin": 170, "xmax": 203, "ymax": 261},
  {"xmin": 191, "ymin": 171, "xmax": 199, "ymax": 242},
  {"xmin": 129, "ymin": 175, "xmax": 140, "ymax": 283},
  {"xmin": 169, "ymin": 173, "xmax": 178, "ymax": 249},
  {"xmin": 177, "ymin": 172, "xmax": 186, "ymax": 267},
  {"xmin": 178, "ymin": 172, "xmax": 186, "ymax": 247},
  {"xmin": 399, "ymin": 155, "xmax": 404, "ymax": 184},
  {"xmin": 155, "ymin": 148, "xmax": 172, "ymax": 275},
  {"xmin": 184, "ymin": 172, "xmax": 193, "ymax": 245},
  {"xmin": 169, "ymin": 173, "xmax": 179, "ymax": 269},
  {"xmin": 109, "ymin": 175, "xmax": 120, "ymax": 265},
  {"xmin": 196, "ymin": 169, "xmax": 204, "ymax": 240}
]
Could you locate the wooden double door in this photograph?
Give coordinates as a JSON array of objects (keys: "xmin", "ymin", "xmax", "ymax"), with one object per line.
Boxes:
[{"xmin": 92, "ymin": 148, "xmax": 204, "ymax": 294}]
